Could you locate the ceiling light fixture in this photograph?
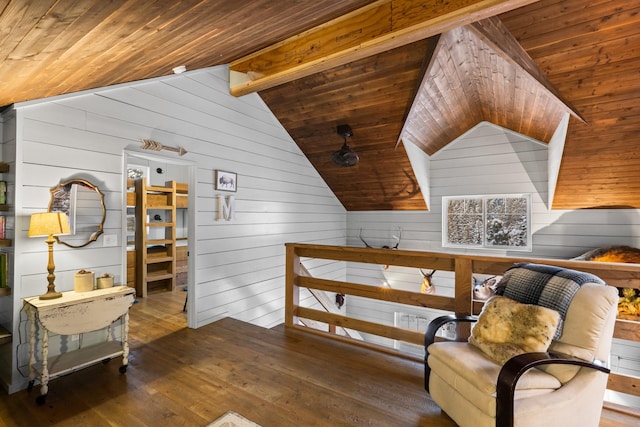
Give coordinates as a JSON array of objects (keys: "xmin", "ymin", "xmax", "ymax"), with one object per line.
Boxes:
[
  {"xmin": 332, "ymin": 124, "xmax": 359, "ymax": 167},
  {"xmin": 172, "ymin": 65, "xmax": 187, "ymax": 74}
]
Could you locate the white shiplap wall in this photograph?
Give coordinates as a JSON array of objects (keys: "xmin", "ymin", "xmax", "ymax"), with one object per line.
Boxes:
[{"xmin": 4, "ymin": 66, "xmax": 346, "ymax": 392}]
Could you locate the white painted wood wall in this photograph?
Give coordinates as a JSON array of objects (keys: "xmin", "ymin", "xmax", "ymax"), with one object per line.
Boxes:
[{"xmin": 1, "ymin": 66, "xmax": 346, "ymax": 392}]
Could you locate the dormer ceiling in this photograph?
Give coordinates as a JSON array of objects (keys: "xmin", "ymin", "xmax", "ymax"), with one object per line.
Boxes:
[
  {"xmin": 1, "ymin": 0, "xmax": 639, "ymax": 211},
  {"xmin": 402, "ymin": 17, "xmax": 582, "ymax": 156}
]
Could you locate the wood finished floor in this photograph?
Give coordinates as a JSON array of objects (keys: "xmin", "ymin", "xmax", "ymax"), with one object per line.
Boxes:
[{"xmin": 0, "ymin": 290, "xmax": 637, "ymax": 426}]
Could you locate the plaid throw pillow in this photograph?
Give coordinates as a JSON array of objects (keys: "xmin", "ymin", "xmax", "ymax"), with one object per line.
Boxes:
[{"xmin": 495, "ymin": 263, "xmax": 605, "ymax": 339}]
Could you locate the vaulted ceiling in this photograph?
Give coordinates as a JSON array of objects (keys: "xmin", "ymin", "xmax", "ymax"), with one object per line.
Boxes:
[{"xmin": 2, "ymin": 0, "xmax": 640, "ymax": 211}]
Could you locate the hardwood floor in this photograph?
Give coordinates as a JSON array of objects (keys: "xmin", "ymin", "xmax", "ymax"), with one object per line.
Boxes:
[{"xmin": 0, "ymin": 290, "xmax": 637, "ymax": 426}]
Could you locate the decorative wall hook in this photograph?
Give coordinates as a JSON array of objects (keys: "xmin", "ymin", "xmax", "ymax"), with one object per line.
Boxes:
[{"xmin": 141, "ymin": 138, "xmax": 187, "ymax": 156}]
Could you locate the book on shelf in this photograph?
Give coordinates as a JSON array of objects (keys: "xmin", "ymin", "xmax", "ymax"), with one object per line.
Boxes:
[
  {"xmin": 0, "ymin": 181, "xmax": 6, "ymax": 205},
  {"xmin": 0, "ymin": 252, "xmax": 6, "ymax": 288}
]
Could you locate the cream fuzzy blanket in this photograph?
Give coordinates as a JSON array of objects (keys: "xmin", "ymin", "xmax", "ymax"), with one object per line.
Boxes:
[{"xmin": 469, "ymin": 295, "xmax": 560, "ymax": 365}]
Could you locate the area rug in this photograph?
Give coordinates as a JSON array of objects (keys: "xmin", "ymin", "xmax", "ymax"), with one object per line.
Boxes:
[{"xmin": 208, "ymin": 411, "xmax": 262, "ymax": 427}]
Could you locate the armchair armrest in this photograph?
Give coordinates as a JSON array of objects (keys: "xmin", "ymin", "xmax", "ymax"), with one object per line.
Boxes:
[
  {"xmin": 424, "ymin": 314, "xmax": 477, "ymax": 392},
  {"xmin": 496, "ymin": 351, "xmax": 610, "ymax": 427}
]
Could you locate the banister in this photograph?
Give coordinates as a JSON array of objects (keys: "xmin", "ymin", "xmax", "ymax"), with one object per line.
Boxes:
[{"xmin": 284, "ymin": 242, "xmax": 640, "ymax": 400}]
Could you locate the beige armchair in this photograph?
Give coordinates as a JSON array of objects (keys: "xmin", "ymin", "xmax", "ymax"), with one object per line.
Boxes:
[{"xmin": 424, "ymin": 263, "xmax": 619, "ymax": 427}]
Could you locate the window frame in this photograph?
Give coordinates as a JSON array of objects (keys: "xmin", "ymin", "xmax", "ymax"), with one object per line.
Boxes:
[{"xmin": 442, "ymin": 193, "xmax": 532, "ymax": 252}]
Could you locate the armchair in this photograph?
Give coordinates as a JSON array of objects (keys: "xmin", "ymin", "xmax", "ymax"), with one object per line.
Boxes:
[{"xmin": 424, "ymin": 263, "xmax": 619, "ymax": 427}]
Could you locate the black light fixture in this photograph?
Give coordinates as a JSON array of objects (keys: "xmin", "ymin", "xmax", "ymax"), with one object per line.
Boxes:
[{"xmin": 332, "ymin": 124, "xmax": 359, "ymax": 167}]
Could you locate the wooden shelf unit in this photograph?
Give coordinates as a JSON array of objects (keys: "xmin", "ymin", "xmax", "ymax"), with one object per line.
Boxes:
[{"xmin": 135, "ymin": 179, "xmax": 177, "ymax": 298}]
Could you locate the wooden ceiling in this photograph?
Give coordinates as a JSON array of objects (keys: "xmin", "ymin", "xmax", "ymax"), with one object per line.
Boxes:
[
  {"xmin": 0, "ymin": 0, "xmax": 374, "ymax": 106},
  {"xmin": 259, "ymin": 39, "xmax": 434, "ymax": 211},
  {"xmin": 401, "ymin": 17, "xmax": 582, "ymax": 156},
  {"xmin": 2, "ymin": 0, "xmax": 640, "ymax": 211}
]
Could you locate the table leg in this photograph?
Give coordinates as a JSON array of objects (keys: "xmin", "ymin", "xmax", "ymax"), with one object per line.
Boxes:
[
  {"xmin": 40, "ymin": 327, "xmax": 49, "ymax": 397},
  {"xmin": 27, "ymin": 306, "xmax": 36, "ymax": 390},
  {"xmin": 119, "ymin": 312, "xmax": 130, "ymax": 374}
]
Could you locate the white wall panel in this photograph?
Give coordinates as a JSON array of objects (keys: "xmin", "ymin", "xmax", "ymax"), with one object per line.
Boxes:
[{"xmin": 3, "ymin": 66, "xmax": 346, "ymax": 392}]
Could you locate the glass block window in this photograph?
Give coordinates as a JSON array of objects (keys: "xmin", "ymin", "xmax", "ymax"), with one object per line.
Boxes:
[{"xmin": 443, "ymin": 194, "xmax": 531, "ymax": 251}]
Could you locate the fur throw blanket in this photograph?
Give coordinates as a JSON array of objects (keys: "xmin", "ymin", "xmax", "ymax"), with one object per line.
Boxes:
[
  {"xmin": 469, "ymin": 296, "xmax": 560, "ymax": 365},
  {"xmin": 496, "ymin": 262, "xmax": 605, "ymax": 339}
]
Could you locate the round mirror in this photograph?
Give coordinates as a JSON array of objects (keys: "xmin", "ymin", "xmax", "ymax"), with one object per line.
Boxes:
[{"xmin": 48, "ymin": 179, "xmax": 106, "ymax": 248}]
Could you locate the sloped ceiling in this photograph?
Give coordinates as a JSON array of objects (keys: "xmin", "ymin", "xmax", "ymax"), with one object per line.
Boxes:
[
  {"xmin": 2, "ymin": 0, "xmax": 640, "ymax": 211},
  {"xmin": 259, "ymin": 39, "xmax": 434, "ymax": 211}
]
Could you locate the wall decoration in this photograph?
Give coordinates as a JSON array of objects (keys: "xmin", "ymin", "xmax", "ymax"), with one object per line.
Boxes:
[
  {"xmin": 126, "ymin": 215, "xmax": 135, "ymax": 233},
  {"xmin": 141, "ymin": 138, "xmax": 187, "ymax": 156},
  {"xmin": 127, "ymin": 166, "xmax": 149, "ymax": 190},
  {"xmin": 216, "ymin": 195, "xmax": 235, "ymax": 221},
  {"xmin": 215, "ymin": 170, "xmax": 237, "ymax": 192},
  {"xmin": 442, "ymin": 194, "xmax": 531, "ymax": 251}
]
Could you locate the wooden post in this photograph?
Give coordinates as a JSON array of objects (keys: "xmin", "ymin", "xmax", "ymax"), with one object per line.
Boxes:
[
  {"xmin": 454, "ymin": 257, "xmax": 473, "ymax": 340},
  {"xmin": 285, "ymin": 244, "xmax": 300, "ymax": 327},
  {"xmin": 454, "ymin": 257, "xmax": 473, "ymax": 315}
]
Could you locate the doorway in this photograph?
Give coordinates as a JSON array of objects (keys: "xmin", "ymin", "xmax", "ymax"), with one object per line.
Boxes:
[{"xmin": 124, "ymin": 152, "xmax": 195, "ymax": 329}]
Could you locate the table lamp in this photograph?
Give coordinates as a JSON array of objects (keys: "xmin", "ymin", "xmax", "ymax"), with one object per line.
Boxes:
[{"xmin": 28, "ymin": 212, "xmax": 70, "ymax": 300}]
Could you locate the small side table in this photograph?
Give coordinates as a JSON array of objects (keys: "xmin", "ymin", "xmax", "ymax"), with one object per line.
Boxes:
[{"xmin": 24, "ymin": 286, "xmax": 135, "ymax": 404}]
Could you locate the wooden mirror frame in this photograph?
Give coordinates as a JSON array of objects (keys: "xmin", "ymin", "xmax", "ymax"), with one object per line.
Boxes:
[{"xmin": 48, "ymin": 178, "xmax": 106, "ymax": 248}]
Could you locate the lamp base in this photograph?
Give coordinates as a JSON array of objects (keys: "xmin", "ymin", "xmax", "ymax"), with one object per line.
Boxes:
[{"xmin": 39, "ymin": 289, "xmax": 63, "ymax": 300}]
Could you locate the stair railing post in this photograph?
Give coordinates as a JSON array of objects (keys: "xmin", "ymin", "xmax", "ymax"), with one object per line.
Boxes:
[{"xmin": 285, "ymin": 244, "xmax": 300, "ymax": 327}]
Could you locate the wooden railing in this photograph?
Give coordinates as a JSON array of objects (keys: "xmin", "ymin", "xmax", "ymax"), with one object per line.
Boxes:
[{"xmin": 285, "ymin": 243, "xmax": 640, "ymax": 399}]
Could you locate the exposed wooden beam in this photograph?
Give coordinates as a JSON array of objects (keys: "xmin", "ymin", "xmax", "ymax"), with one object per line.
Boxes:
[
  {"xmin": 229, "ymin": 0, "xmax": 541, "ymax": 96},
  {"xmin": 467, "ymin": 16, "xmax": 587, "ymax": 123}
]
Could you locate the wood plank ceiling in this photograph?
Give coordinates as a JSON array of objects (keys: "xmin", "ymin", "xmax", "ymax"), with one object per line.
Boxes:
[
  {"xmin": 0, "ymin": 0, "xmax": 374, "ymax": 106},
  {"xmin": 260, "ymin": 39, "xmax": 434, "ymax": 211},
  {"xmin": 1, "ymin": 0, "xmax": 640, "ymax": 211}
]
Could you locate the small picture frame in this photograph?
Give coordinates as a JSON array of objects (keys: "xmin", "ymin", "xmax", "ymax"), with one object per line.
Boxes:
[
  {"xmin": 215, "ymin": 170, "xmax": 237, "ymax": 192},
  {"xmin": 126, "ymin": 215, "xmax": 136, "ymax": 234}
]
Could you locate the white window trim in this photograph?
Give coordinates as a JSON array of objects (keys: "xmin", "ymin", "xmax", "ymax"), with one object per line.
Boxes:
[{"xmin": 442, "ymin": 193, "xmax": 532, "ymax": 252}]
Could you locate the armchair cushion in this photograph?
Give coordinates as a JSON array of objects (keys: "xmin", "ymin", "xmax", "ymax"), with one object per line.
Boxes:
[
  {"xmin": 542, "ymin": 283, "xmax": 619, "ymax": 383},
  {"xmin": 428, "ymin": 342, "xmax": 562, "ymax": 417},
  {"xmin": 469, "ymin": 295, "xmax": 560, "ymax": 365}
]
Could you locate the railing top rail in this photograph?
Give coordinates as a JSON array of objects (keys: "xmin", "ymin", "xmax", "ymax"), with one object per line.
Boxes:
[{"xmin": 285, "ymin": 243, "xmax": 640, "ymax": 286}]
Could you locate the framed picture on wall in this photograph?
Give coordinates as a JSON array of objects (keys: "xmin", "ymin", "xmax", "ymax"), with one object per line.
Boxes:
[
  {"xmin": 215, "ymin": 170, "xmax": 237, "ymax": 192},
  {"xmin": 126, "ymin": 215, "xmax": 135, "ymax": 234}
]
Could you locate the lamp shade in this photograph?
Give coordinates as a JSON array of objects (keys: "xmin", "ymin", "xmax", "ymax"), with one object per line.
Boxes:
[{"xmin": 28, "ymin": 212, "xmax": 71, "ymax": 237}]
